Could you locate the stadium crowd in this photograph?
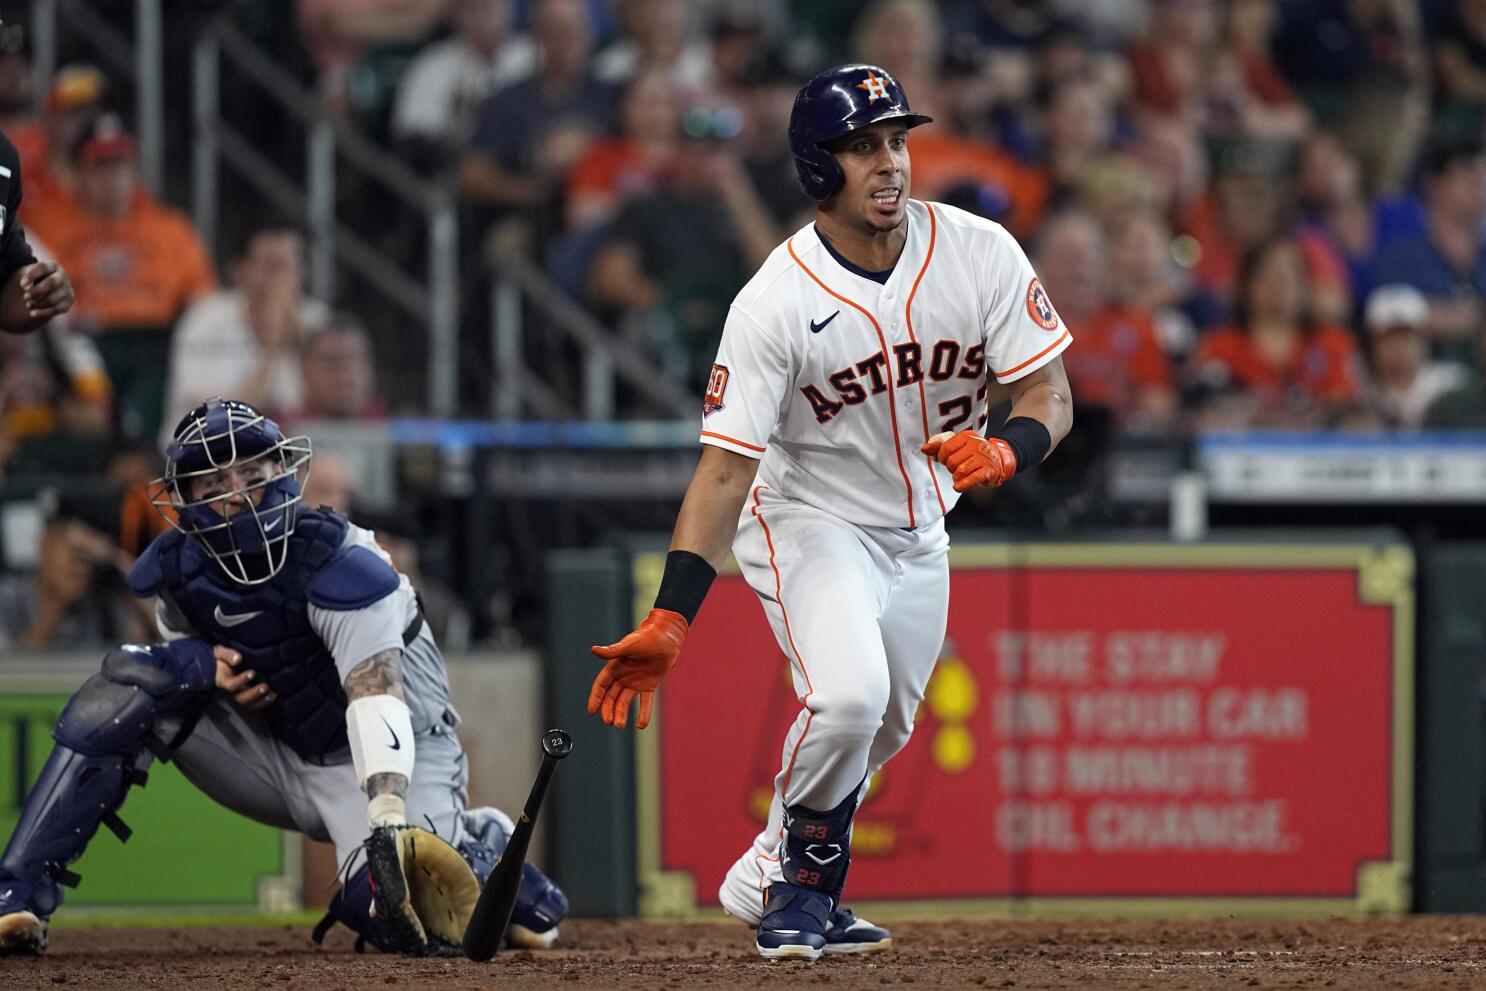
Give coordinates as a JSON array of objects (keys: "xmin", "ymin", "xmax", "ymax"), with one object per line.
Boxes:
[{"xmin": 3, "ymin": 0, "xmax": 1486, "ymax": 644}]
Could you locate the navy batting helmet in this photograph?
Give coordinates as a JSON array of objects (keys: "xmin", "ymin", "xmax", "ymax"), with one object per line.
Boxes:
[{"xmin": 788, "ymin": 64, "xmax": 932, "ymax": 201}]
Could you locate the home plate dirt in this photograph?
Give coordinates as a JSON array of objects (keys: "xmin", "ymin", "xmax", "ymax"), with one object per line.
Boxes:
[{"xmin": 4, "ymin": 916, "xmax": 1486, "ymax": 989}]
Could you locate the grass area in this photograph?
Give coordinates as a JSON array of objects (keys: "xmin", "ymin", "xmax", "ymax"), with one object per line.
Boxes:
[{"xmin": 50, "ymin": 909, "xmax": 325, "ymax": 930}]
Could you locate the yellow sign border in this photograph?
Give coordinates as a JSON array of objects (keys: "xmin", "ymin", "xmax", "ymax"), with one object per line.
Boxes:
[{"xmin": 632, "ymin": 540, "xmax": 1414, "ymax": 917}]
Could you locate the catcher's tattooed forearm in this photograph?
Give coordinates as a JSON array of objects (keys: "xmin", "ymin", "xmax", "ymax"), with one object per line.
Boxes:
[
  {"xmin": 344, "ymin": 649, "xmax": 410, "ymax": 800},
  {"xmin": 366, "ymin": 771, "xmax": 409, "ymax": 802},
  {"xmin": 344, "ymin": 648, "xmax": 406, "ymax": 700}
]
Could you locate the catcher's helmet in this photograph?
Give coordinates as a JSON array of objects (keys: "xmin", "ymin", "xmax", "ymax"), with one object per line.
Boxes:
[
  {"xmin": 788, "ymin": 64, "xmax": 932, "ymax": 201},
  {"xmin": 148, "ymin": 398, "xmax": 312, "ymax": 585}
]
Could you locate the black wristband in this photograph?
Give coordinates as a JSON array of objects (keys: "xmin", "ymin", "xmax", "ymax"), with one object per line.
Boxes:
[
  {"xmin": 994, "ymin": 416, "xmax": 1053, "ymax": 470},
  {"xmin": 653, "ymin": 550, "xmax": 717, "ymax": 625}
]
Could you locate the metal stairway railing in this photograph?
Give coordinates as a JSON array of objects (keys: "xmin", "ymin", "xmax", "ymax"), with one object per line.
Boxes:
[
  {"xmin": 34, "ymin": 2, "xmax": 700, "ymax": 422},
  {"xmin": 190, "ymin": 16, "xmax": 461, "ymax": 416}
]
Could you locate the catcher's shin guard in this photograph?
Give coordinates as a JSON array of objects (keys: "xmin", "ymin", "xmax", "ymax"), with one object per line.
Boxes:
[{"xmin": 0, "ymin": 642, "xmax": 213, "ymax": 919}]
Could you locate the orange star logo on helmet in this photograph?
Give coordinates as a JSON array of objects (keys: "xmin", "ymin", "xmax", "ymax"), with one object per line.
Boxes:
[{"xmin": 856, "ymin": 71, "xmax": 890, "ymax": 103}]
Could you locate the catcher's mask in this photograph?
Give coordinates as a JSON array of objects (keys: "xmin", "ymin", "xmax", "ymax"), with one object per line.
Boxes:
[{"xmin": 148, "ymin": 398, "xmax": 312, "ymax": 585}]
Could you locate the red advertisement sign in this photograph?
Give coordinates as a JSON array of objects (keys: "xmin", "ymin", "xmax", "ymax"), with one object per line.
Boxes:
[{"xmin": 651, "ymin": 551, "xmax": 1408, "ymax": 907}]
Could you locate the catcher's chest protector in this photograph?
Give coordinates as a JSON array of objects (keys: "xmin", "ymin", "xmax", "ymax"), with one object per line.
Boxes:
[{"xmin": 136, "ymin": 511, "xmax": 354, "ymax": 759}]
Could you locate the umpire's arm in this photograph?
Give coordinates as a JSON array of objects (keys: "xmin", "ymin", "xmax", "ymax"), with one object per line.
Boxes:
[{"xmin": 0, "ymin": 141, "xmax": 73, "ymax": 333}]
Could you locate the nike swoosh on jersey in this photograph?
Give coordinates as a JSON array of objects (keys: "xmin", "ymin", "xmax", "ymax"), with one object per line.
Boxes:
[
  {"xmin": 214, "ymin": 605, "xmax": 263, "ymax": 627},
  {"xmin": 809, "ymin": 311, "xmax": 840, "ymax": 333},
  {"xmin": 380, "ymin": 716, "xmax": 402, "ymax": 750}
]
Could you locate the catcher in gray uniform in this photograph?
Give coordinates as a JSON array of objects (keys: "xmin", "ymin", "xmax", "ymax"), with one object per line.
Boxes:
[{"xmin": 0, "ymin": 398, "xmax": 566, "ymax": 956}]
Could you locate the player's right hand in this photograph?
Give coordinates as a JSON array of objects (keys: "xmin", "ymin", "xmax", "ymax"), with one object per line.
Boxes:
[
  {"xmin": 213, "ymin": 645, "xmax": 276, "ymax": 711},
  {"xmin": 588, "ymin": 608, "xmax": 689, "ymax": 730},
  {"xmin": 922, "ymin": 430, "xmax": 1018, "ymax": 492}
]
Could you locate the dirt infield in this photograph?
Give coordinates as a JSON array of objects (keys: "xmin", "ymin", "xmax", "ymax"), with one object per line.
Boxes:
[{"xmin": 4, "ymin": 916, "xmax": 1486, "ymax": 989}]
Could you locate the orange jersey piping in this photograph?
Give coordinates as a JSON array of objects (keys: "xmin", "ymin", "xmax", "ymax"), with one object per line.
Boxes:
[
  {"xmin": 701, "ymin": 429, "xmax": 766, "ymax": 453},
  {"xmin": 904, "ymin": 202, "xmax": 947, "ymax": 517},
  {"xmin": 787, "ymin": 235, "xmax": 918, "ymax": 527},
  {"xmin": 994, "ymin": 327, "xmax": 1072, "ymax": 380}
]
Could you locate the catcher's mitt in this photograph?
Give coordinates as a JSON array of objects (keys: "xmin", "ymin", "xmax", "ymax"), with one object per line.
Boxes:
[{"xmin": 364, "ymin": 825, "xmax": 481, "ymax": 956}]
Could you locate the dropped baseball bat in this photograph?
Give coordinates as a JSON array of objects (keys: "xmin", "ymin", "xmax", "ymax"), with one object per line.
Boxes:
[{"xmin": 462, "ymin": 728, "xmax": 573, "ymax": 962}]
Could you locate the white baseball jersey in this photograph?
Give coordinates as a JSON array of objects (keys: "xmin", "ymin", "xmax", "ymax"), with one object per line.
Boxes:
[{"xmin": 699, "ymin": 199, "xmax": 1071, "ymax": 529}]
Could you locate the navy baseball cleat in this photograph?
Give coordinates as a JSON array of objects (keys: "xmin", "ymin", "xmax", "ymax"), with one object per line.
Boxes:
[
  {"xmin": 0, "ymin": 883, "xmax": 45, "ymax": 956},
  {"xmin": 756, "ymin": 882, "xmax": 831, "ymax": 961},
  {"xmin": 823, "ymin": 906, "xmax": 891, "ymax": 954},
  {"xmin": 506, "ymin": 860, "xmax": 567, "ymax": 949}
]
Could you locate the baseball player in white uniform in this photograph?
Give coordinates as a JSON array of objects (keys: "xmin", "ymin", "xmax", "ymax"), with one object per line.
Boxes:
[{"xmin": 588, "ymin": 64, "xmax": 1074, "ymax": 960}]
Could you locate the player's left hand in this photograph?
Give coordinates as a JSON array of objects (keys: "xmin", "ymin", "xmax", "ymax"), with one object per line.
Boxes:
[
  {"xmin": 588, "ymin": 608, "xmax": 689, "ymax": 730},
  {"xmin": 922, "ymin": 430, "xmax": 1018, "ymax": 492},
  {"xmin": 19, "ymin": 262, "xmax": 74, "ymax": 320}
]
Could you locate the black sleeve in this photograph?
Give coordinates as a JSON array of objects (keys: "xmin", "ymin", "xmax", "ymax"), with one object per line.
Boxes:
[{"xmin": 0, "ymin": 131, "xmax": 37, "ymax": 278}]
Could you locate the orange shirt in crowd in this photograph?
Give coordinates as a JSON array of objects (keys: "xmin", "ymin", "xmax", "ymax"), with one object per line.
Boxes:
[
  {"xmin": 907, "ymin": 131, "xmax": 1049, "ymax": 237},
  {"xmin": 8, "ymin": 124, "xmax": 79, "ymax": 223},
  {"xmin": 39, "ymin": 192, "xmax": 217, "ymax": 331},
  {"xmin": 1059, "ymin": 305, "xmax": 1175, "ymax": 419},
  {"xmin": 566, "ymin": 139, "xmax": 669, "ymax": 226},
  {"xmin": 1194, "ymin": 323, "xmax": 1361, "ymax": 407},
  {"xmin": 1183, "ymin": 195, "xmax": 1348, "ymax": 303}
]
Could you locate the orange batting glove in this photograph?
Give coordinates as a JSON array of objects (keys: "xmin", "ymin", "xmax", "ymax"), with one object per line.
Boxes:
[
  {"xmin": 588, "ymin": 608, "xmax": 689, "ymax": 730},
  {"xmin": 921, "ymin": 430, "xmax": 1018, "ymax": 492}
]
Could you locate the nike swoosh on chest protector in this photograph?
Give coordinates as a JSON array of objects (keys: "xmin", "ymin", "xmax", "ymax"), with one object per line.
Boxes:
[{"xmin": 214, "ymin": 605, "xmax": 263, "ymax": 627}]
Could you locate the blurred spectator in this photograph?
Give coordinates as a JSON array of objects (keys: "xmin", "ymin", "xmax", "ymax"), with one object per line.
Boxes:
[
  {"xmin": 9, "ymin": 64, "xmax": 106, "ymax": 230},
  {"xmin": 851, "ymin": 0, "xmax": 944, "ymax": 117},
  {"xmin": 1425, "ymin": 322, "xmax": 1486, "ymax": 428},
  {"xmin": 297, "ymin": 0, "xmax": 452, "ymax": 115},
  {"xmin": 1295, "ymin": 131, "xmax": 1404, "ymax": 320},
  {"xmin": 1036, "ymin": 210, "xmax": 1178, "ymax": 431},
  {"xmin": 1040, "ymin": 77, "xmax": 1117, "ymax": 205},
  {"xmin": 1128, "ymin": 0, "xmax": 1219, "ymax": 126},
  {"xmin": 1375, "ymin": 139, "xmax": 1486, "ymax": 364},
  {"xmin": 301, "ymin": 450, "xmax": 357, "ymax": 512},
  {"xmin": 373, "ymin": 527, "xmax": 472, "ymax": 651},
  {"xmin": 390, "ymin": 0, "xmax": 534, "ymax": 173},
  {"xmin": 1435, "ymin": 0, "xmax": 1486, "ymax": 137},
  {"xmin": 732, "ymin": 51, "xmax": 810, "ymax": 228},
  {"xmin": 1125, "ymin": 115, "xmax": 1208, "ymax": 231},
  {"xmin": 705, "ymin": 7, "xmax": 773, "ymax": 103},
  {"xmin": 907, "ymin": 43, "xmax": 1049, "ymax": 236},
  {"xmin": 41, "ymin": 114, "xmax": 216, "ymax": 441},
  {"xmin": 162, "ymin": 225, "xmax": 327, "ymax": 438},
  {"xmin": 0, "ymin": 34, "xmax": 32, "ymax": 135},
  {"xmin": 0, "ymin": 511, "xmax": 151, "ymax": 648},
  {"xmin": 292, "ymin": 314, "xmax": 388, "ymax": 420},
  {"xmin": 1361, "ymin": 284, "xmax": 1469, "ymax": 429},
  {"xmin": 587, "ymin": 140, "xmax": 779, "ymax": 392},
  {"xmin": 1275, "ymin": 0, "xmax": 1426, "ymax": 196},
  {"xmin": 458, "ymin": 0, "xmax": 613, "ymax": 222},
  {"xmin": 0, "ymin": 248, "xmax": 112, "ymax": 469},
  {"xmin": 1210, "ymin": 0, "xmax": 1310, "ymax": 140},
  {"xmin": 1182, "ymin": 141, "xmax": 1288, "ymax": 305},
  {"xmin": 1191, "ymin": 236, "xmax": 1363, "ymax": 428},
  {"xmin": 564, "ymin": 68, "xmax": 682, "ymax": 231},
  {"xmin": 1105, "ymin": 209, "xmax": 1210, "ymax": 368},
  {"xmin": 594, "ymin": 0, "xmax": 712, "ymax": 91},
  {"xmin": 110, "ymin": 442, "xmax": 170, "ymax": 559}
]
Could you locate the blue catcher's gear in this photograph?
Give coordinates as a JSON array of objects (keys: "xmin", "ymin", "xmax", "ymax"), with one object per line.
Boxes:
[
  {"xmin": 148, "ymin": 397, "xmax": 312, "ymax": 586},
  {"xmin": 788, "ymin": 64, "xmax": 932, "ymax": 201},
  {"xmin": 0, "ymin": 641, "xmax": 215, "ymax": 937},
  {"xmin": 312, "ymin": 807, "xmax": 568, "ymax": 954},
  {"xmin": 130, "ymin": 508, "xmax": 410, "ymax": 760}
]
